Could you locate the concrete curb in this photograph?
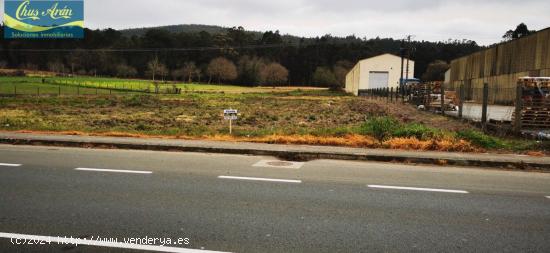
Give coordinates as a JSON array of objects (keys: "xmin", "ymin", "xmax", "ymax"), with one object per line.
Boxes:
[{"xmin": 0, "ymin": 132, "xmax": 548, "ymax": 171}]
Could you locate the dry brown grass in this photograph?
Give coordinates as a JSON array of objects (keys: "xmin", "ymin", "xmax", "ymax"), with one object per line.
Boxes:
[
  {"xmin": 8, "ymin": 130, "xmax": 485, "ymax": 152},
  {"xmin": 526, "ymin": 151, "xmax": 545, "ymax": 157},
  {"xmin": 383, "ymin": 137, "xmax": 479, "ymax": 152},
  {"xmin": 247, "ymin": 134, "xmax": 377, "ymax": 147}
]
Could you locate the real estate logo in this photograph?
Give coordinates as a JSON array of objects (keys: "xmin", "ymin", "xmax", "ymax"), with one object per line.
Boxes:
[{"xmin": 4, "ymin": 0, "xmax": 84, "ymax": 39}]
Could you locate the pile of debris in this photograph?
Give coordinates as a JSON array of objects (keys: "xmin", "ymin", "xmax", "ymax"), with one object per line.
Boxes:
[{"xmin": 407, "ymin": 81, "xmax": 457, "ymax": 111}]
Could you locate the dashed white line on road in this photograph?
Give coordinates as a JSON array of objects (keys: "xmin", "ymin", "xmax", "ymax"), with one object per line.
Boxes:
[
  {"xmin": 218, "ymin": 176, "xmax": 302, "ymax": 184},
  {"xmin": 0, "ymin": 163, "xmax": 22, "ymax": 167},
  {"xmin": 368, "ymin": 185, "xmax": 469, "ymax": 194},
  {"xmin": 0, "ymin": 232, "xmax": 229, "ymax": 253},
  {"xmin": 75, "ymin": 168, "xmax": 153, "ymax": 174}
]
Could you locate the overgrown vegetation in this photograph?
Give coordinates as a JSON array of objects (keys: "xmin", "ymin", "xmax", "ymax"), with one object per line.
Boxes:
[
  {"xmin": 359, "ymin": 117, "xmax": 443, "ymax": 142},
  {"xmin": 359, "ymin": 117, "xmax": 399, "ymax": 142},
  {"xmin": 0, "ymin": 91, "xmax": 542, "ymax": 153},
  {"xmin": 456, "ymin": 129, "xmax": 506, "ymax": 149}
]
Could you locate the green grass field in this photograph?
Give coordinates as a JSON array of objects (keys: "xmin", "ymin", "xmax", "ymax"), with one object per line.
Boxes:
[{"xmin": 0, "ymin": 76, "xmax": 328, "ymax": 95}]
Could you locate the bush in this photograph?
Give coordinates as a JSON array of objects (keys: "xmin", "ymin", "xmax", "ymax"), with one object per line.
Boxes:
[
  {"xmin": 359, "ymin": 117, "xmax": 399, "ymax": 142},
  {"xmin": 393, "ymin": 123, "xmax": 441, "ymax": 141},
  {"xmin": 456, "ymin": 130, "xmax": 505, "ymax": 149}
]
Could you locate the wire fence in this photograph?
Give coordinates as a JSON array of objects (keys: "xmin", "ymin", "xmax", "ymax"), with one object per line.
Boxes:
[
  {"xmin": 359, "ymin": 80, "xmax": 550, "ymax": 134},
  {"xmin": 0, "ymin": 81, "xmax": 181, "ymax": 97}
]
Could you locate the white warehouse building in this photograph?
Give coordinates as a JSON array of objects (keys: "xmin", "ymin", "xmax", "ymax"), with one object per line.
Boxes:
[{"xmin": 345, "ymin": 53, "xmax": 415, "ymax": 95}]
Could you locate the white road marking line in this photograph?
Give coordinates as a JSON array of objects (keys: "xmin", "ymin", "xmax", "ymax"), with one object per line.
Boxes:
[
  {"xmin": 218, "ymin": 176, "xmax": 302, "ymax": 184},
  {"xmin": 0, "ymin": 232, "xmax": 229, "ymax": 253},
  {"xmin": 75, "ymin": 168, "xmax": 153, "ymax": 174},
  {"xmin": 0, "ymin": 163, "xmax": 22, "ymax": 167},
  {"xmin": 546, "ymin": 196, "xmax": 550, "ymax": 199},
  {"xmin": 252, "ymin": 160, "xmax": 305, "ymax": 169},
  {"xmin": 368, "ymin": 185, "xmax": 469, "ymax": 194}
]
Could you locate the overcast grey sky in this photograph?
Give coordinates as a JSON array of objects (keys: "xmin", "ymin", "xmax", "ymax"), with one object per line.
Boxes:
[{"xmin": 3, "ymin": 0, "xmax": 549, "ymax": 45}]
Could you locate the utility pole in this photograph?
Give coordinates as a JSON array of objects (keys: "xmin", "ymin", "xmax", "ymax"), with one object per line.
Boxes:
[
  {"xmin": 399, "ymin": 40, "xmax": 406, "ymax": 96},
  {"xmin": 405, "ymin": 35, "xmax": 414, "ymax": 81}
]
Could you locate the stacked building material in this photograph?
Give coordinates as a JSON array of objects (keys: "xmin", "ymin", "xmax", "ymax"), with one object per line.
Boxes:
[{"xmin": 517, "ymin": 77, "xmax": 550, "ymax": 129}]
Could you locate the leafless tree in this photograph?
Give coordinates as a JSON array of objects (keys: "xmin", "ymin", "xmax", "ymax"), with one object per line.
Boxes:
[
  {"xmin": 146, "ymin": 56, "xmax": 167, "ymax": 81},
  {"xmin": 116, "ymin": 64, "xmax": 137, "ymax": 78},
  {"xmin": 207, "ymin": 57, "xmax": 238, "ymax": 84},
  {"xmin": 260, "ymin": 63, "xmax": 288, "ymax": 87},
  {"xmin": 66, "ymin": 49, "xmax": 86, "ymax": 75},
  {"xmin": 182, "ymin": 62, "xmax": 200, "ymax": 83},
  {"xmin": 48, "ymin": 61, "xmax": 65, "ymax": 74}
]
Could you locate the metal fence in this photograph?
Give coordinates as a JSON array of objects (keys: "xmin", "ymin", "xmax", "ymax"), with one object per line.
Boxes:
[
  {"xmin": 0, "ymin": 82, "xmax": 181, "ymax": 97},
  {"xmin": 359, "ymin": 79, "xmax": 550, "ymax": 134}
]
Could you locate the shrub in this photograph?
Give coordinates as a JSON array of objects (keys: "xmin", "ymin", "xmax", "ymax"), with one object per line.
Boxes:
[
  {"xmin": 359, "ymin": 116, "xmax": 399, "ymax": 142},
  {"xmin": 393, "ymin": 123, "xmax": 441, "ymax": 141},
  {"xmin": 456, "ymin": 130, "xmax": 504, "ymax": 149}
]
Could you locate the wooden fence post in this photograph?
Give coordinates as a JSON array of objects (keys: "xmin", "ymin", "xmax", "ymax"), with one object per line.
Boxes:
[
  {"xmin": 390, "ymin": 87, "xmax": 394, "ymax": 102},
  {"xmin": 440, "ymin": 83, "xmax": 445, "ymax": 115},
  {"xmin": 430, "ymin": 83, "xmax": 432, "ymax": 111},
  {"xmin": 513, "ymin": 83, "xmax": 523, "ymax": 134},
  {"xmin": 396, "ymin": 87, "xmax": 399, "ymax": 102},
  {"xmin": 481, "ymin": 83, "xmax": 489, "ymax": 130}
]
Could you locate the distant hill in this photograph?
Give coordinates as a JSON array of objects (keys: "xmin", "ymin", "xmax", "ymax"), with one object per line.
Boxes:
[
  {"xmin": 118, "ymin": 24, "xmax": 302, "ymax": 42},
  {"xmin": 120, "ymin": 24, "xmax": 254, "ymax": 36}
]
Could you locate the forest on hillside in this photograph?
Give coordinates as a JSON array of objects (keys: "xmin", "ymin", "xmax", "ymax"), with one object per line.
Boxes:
[{"xmin": 0, "ymin": 25, "xmax": 482, "ymax": 87}]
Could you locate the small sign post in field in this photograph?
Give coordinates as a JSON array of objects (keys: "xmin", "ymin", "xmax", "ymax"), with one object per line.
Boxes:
[{"xmin": 224, "ymin": 109, "xmax": 238, "ymax": 134}]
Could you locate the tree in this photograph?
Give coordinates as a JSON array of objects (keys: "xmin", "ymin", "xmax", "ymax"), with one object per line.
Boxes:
[
  {"xmin": 115, "ymin": 64, "xmax": 137, "ymax": 78},
  {"xmin": 260, "ymin": 63, "xmax": 289, "ymax": 87},
  {"xmin": 238, "ymin": 56, "xmax": 266, "ymax": 86},
  {"xmin": 421, "ymin": 60, "xmax": 449, "ymax": 81},
  {"xmin": 503, "ymin": 23, "xmax": 535, "ymax": 41},
  {"xmin": 228, "ymin": 26, "xmax": 253, "ymax": 46},
  {"xmin": 146, "ymin": 56, "xmax": 167, "ymax": 81},
  {"xmin": 171, "ymin": 68, "xmax": 184, "ymax": 81},
  {"xmin": 332, "ymin": 60, "xmax": 353, "ymax": 89},
  {"xmin": 66, "ymin": 49, "xmax": 86, "ymax": 75},
  {"xmin": 207, "ymin": 57, "xmax": 238, "ymax": 84},
  {"xmin": 313, "ymin": 67, "xmax": 338, "ymax": 89},
  {"xmin": 182, "ymin": 62, "xmax": 200, "ymax": 83},
  {"xmin": 0, "ymin": 24, "xmax": 484, "ymax": 86},
  {"xmin": 157, "ymin": 64, "xmax": 169, "ymax": 82},
  {"xmin": 47, "ymin": 61, "xmax": 65, "ymax": 74}
]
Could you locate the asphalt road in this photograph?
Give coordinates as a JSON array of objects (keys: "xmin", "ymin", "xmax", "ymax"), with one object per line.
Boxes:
[{"xmin": 0, "ymin": 144, "xmax": 549, "ymax": 253}]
